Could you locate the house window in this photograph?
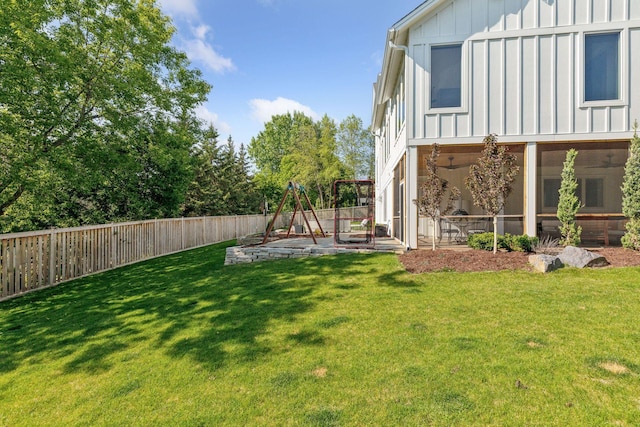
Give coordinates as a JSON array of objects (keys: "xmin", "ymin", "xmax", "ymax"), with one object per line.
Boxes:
[
  {"xmin": 543, "ymin": 179, "xmax": 561, "ymax": 208},
  {"xmin": 584, "ymin": 33, "xmax": 619, "ymax": 102},
  {"xmin": 543, "ymin": 178, "xmax": 604, "ymax": 208},
  {"xmin": 431, "ymin": 44, "xmax": 461, "ymax": 108},
  {"xmin": 584, "ymin": 178, "xmax": 604, "ymax": 208}
]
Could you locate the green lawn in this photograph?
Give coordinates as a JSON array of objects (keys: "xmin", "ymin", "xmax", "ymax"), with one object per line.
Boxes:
[{"xmin": 1, "ymin": 241, "xmax": 639, "ymax": 426}]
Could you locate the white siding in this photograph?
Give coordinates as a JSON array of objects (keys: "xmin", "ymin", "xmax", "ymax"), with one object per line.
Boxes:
[
  {"xmin": 406, "ymin": 0, "xmax": 638, "ymax": 142},
  {"xmin": 630, "ymin": 29, "xmax": 640, "ymax": 125}
]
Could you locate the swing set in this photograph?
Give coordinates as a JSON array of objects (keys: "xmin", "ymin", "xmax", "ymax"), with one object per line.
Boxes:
[{"xmin": 261, "ymin": 181, "xmax": 327, "ymax": 245}]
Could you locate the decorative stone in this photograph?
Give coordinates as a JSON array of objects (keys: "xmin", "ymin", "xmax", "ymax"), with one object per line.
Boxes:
[
  {"xmin": 528, "ymin": 254, "xmax": 563, "ymax": 273},
  {"xmin": 558, "ymin": 246, "xmax": 609, "ymax": 268}
]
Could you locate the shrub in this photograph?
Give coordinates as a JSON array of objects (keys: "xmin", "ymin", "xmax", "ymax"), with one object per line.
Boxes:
[
  {"xmin": 503, "ymin": 234, "xmax": 538, "ymax": 252},
  {"xmin": 468, "ymin": 232, "xmax": 537, "ymax": 252},
  {"xmin": 468, "ymin": 232, "xmax": 506, "ymax": 251}
]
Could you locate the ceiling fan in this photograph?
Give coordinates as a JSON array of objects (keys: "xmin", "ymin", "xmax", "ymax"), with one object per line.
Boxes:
[
  {"xmin": 587, "ymin": 153, "xmax": 625, "ymax": 169},
  {"xmin": 438, "ymin": 156, "xmax": 468, "ymax": 170}
]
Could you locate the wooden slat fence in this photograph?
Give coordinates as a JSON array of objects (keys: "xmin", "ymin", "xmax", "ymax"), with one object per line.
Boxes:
[{"xmin": 0, "ymin": 214, "xmax": 293, "ymax": 301}]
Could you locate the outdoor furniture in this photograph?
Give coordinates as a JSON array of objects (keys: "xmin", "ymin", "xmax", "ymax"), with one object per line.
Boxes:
[
  {"xmin": 439, "ymin": 217, "xmax": 461, "ymax": 243},
  {"xmin": 467, "ymin": 217, "xmax": 489, "ymax": 236}
]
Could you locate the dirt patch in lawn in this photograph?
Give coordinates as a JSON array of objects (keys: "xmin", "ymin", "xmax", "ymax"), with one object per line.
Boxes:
[
  {"xmin": 599, "ymin": 361, "xmax": 630, "ymax": 375},
  {"xmin": 399, "ymin": 247, "xmax": 640, "ymax": 274}
]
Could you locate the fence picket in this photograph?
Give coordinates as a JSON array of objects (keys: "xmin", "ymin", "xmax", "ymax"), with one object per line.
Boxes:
[{"xmin": 0, "ymin": 210, "xmax": 303, "ymax": 300}]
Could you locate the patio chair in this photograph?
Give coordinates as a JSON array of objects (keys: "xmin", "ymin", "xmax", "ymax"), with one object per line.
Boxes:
[
  {"xmin": 439, "ymin": 217, "xmax": 460, "ymax": 243},
  {"xmin": 467, "ymin": 218, "xmax": 489, "ymax": 237}
]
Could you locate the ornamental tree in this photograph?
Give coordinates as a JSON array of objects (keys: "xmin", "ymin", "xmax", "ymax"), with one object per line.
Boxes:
[
  {"xmin": 465, "ymin": 134, "xmax": 519, "ymax": 254},
  {"xmin": 621, "ymin": 122, "xmax": 640, "ymax": 250},
  {"xmin": 557, "ymin": 149, "xmax": 582, "ymax": 246},
  {"xmin": 413, "ymin": 144, "xmax": 460, "ymax": 250}
]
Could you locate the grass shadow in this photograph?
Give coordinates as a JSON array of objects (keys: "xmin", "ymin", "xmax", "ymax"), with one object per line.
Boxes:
[{"xmin": 0, "ymin": 241, "xmax": 318, "ymax": 373}]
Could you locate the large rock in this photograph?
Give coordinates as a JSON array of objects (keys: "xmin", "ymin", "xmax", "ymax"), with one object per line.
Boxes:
[
  {"xmin": 529, "ymin": 254, "xmax": 563, "ymax": 273},
  {"xmin": 558, "ymin": 246, "xmax": 609, "ymax": 268}
]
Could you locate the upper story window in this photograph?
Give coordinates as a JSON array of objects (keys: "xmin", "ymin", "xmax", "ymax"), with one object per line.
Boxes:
[
  {"xmin": 584, "ymin": 32, "xmax": 619, "ymax": 102},
  {"xmin": 431, "ymin": 44, "xmax": 461, "ymax": 108}
]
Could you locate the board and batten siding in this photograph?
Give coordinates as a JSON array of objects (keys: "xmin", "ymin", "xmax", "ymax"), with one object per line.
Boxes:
[{"xmin": 408, "ymin": 0, "xmax": 640, "ymax": 141}]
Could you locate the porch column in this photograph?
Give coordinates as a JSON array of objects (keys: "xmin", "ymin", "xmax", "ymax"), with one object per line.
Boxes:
[
  {"xmin": 406, "ymin": 145, "xmax": 419, "ymax": 249},
  {"xmin": 524, "ymin": 141, "xmax": 537, "ymax": 237}
]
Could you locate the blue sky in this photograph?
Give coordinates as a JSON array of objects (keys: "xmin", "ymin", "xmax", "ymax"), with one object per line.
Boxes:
[{"xmin": 158, "ymin": 0, "xmax": 420, "ymax": 147}]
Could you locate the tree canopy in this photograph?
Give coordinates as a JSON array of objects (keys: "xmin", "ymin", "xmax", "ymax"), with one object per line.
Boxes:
[
  {"xmin": 0, "ymin": 0, "xmax": 210, "ymax": 232},
  {"xmin": 249, "ymin": 112, "xmax": 370, "ymax": 210}
]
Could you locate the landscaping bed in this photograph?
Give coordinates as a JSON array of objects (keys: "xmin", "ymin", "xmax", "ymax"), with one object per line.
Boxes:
[{"xmin": 400, "ymin": 247, "xmax": 640, "ymax": 273}]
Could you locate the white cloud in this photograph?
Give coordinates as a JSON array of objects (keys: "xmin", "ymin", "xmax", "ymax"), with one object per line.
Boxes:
[
  {"xmin": 249, "ymin": 97, "xmax": 320, "ymax": 123},
  {"xmin": 183, "ymin": 38, "xmax": 235, "ymax": 73},
  {"xmin": 158, "ymin": 0, "xmax": 198, "ymax": 17},
  {"xmin": 196, "ymin": 105, "xmax": 231, "ymax": 135},
  {"xmin": 192, "ymin": 24, "xmax": 211, "ymax": 40}
]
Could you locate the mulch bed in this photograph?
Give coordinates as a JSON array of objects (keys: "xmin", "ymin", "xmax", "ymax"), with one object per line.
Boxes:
[{"xmin": 399, "ymin": 247, "xmax": 640, "ymax": 274}]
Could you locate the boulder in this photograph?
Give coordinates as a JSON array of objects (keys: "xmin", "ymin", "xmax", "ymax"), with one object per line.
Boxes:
[
  {"xmin": 237, "ymin": 234, "xmax": 264, "ymax": 246},
  {"xmin": 528, "ymin": 254, "xmax": 563, "ymax": 273},
  {"xmin": 558, "ymin": 246, "xmax": 609, "ymax": 268}
]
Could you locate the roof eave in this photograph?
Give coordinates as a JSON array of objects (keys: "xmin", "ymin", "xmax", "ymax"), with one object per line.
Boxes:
[{"xmin": 371, "ymin": 0, "xmax": 451, "ymax": 129}]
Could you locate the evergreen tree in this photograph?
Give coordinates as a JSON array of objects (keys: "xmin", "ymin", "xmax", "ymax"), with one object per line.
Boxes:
[
  {"xmin": 182, "ymin": 126, "xmax": 223, "ymax": 217},
  {"xmin": 621, "ymin": 122, "xmax": 640, "ymax": 250},
  {"xmin": 465, "ymin": 134, "xmax": 519, "ymax": 254},
  {"xmin": 557, "ymin": 149, "xmax": 582, "ymax": 246}
]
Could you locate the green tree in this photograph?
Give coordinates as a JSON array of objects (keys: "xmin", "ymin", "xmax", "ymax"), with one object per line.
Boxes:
[
  {"xmin": 336, "ymin": 115, "xmax": 374, "ymax": 180},
  {"xmin": 413, "ymin": 144, "xmax": 460, "ymax": 250},
  {"xmin": 0, "ymin": 0, "xmax": 210, "ymax": 231},
  {"xmin": 621, "ymin": 122, "xmax": 640, "ymax": 250},
  {"xmin": 182, "ymin": 126, "xmax": 223, "ymax": 217},
  {"xmin": 249, "ymin": 112, "xmax": 314, "ymax": 177},
  {"xmin": 557, "ymin": 149, "xmax": 582, "ymax": 246},
  {"xmin": 280, "ymin": 115, "xmax": 343, "ymax": 209},
  {"xmin": 250, "ymin": 112, "xmax": 315, "ymax": 209},
  {"xmin": 465, "ymin": 134, "xmax": 520, "ymax": 254}
]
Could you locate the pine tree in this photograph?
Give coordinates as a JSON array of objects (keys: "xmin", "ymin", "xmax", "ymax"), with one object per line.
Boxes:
[
  {"xmin": 413, "ymin": 144, "xmax": 460, "ymax": 250},
  {"xmin": 182, "ymin": 126, "xmax": 223, "ymax": 217},
  {"xmin": 557, "ymin": 149, "xmax": 582, "ymax": 246},
  {"xmin": 621, "ymin": 122, "xmax": 640, "ymax": 250}
]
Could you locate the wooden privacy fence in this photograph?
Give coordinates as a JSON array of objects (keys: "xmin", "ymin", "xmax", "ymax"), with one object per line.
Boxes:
[
  {"xmin": 0, "ymin": 214, "xmax": 286, "ymax": 301},
  {"xmin": 0, "ymin": 208, "xmax": 368, "ymax": 301},
  {"xmin": 0, "ymin": 208, "xmax": 370, "ymax": 301}
]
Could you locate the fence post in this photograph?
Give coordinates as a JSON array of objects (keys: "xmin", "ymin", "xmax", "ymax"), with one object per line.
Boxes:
[
  {"xmin": 49, "ymin": 228, "xmax": 56, "ymax": 286},
  {"xmin": 181, "ymin": 217, "xmax": 185, "ymax": 250}
]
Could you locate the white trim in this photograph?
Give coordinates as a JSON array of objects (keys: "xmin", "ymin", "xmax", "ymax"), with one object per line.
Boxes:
[
  {"xmin": 579, "ymin": 29, "xmax": 628, "ymax": 108},
  {"xmin": 426, "ymin": 40, "xmax": 469, "ymax": 114}
]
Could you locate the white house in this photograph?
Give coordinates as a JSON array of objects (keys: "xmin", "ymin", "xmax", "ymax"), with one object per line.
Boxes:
[{"xmin": 372, "ymin": 0, "xmax": 640, "ymax": 249}]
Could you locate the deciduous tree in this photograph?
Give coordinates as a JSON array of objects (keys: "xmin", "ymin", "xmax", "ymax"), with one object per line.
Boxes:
[
  {"xmin": 0, "ymin": 0, "xmax": 210, "ymax": 231},
  {"xmin": 413, "ymin": 144, "xmax": 460, "ymax": 250},
  {"xmin": 465, "ymin": 134, "xmax": 519, "ymax": 254}
]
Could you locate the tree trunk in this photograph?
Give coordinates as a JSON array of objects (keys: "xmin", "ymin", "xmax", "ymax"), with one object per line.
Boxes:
[
  {"xmin": 432, "ymin": 217, "xmax": 437, "ymax": 251},
  {"xmin": 493, "ymin": 216, "xmax": 498, "ymax": 254}
]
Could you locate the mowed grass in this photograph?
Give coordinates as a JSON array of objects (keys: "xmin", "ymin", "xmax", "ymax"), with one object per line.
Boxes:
[{"xmin": 1, "ymin": 242, "xmax": 640, "ymax": 426}]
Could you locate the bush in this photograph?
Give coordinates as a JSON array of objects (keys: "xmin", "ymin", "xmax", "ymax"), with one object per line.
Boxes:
[
  {"xmin": 504, "ymin": 234, "xmax": 538, "ymax": 252},
  {"xmin": 468, "ymin": 232, "xmax": 505, "ymax": 251},
  {"xmin": 621, "ymin": 218, "xmax": 640, "ymax": 251},
  {"xmin": 468, "ymin": 232, "xmax": 537, "ymax": 252}
]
